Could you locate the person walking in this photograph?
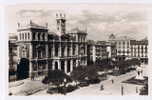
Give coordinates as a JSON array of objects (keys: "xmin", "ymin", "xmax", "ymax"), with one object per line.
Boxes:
[{"xmin": 111, "ymin": 79, "xmax": 114, "ymax": 84}]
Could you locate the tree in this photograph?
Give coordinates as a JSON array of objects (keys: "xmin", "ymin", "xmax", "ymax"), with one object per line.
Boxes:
[
  {"xmin": 42, "ymin": 70, "xmax": 72, "ymax": 93},
  {"xmin": 71, "ymin": 65, "xmax": 100, "ymax": 84},
  {"xmin": 71, "ymin": 66, "xmax": 87, "ymax": 81}
]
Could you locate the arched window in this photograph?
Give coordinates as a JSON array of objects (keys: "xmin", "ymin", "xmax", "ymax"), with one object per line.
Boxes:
[
  {"xmin": 55, "ymin": 62, "xmax": 58, "ymax": 70},
  {"xmin": 67, "ymin": 60, "xmax": 71, "ymax": 73}
]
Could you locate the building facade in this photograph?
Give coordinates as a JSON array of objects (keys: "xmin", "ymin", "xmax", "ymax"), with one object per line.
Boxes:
[
  {"xmin": 108, "ymin": 34, "xmax": 148, "ymax": 63},
  {"xmin": 9, "ymin": 35, "xmax": 18, "ymax": 81},
  {"xmin": 9, "ymin": 13, "xmax": 87, "ymax": 79},
  {"xmin": 130, "ymin": 39, "xmax": 148, "ymax": 63},
  {"xmin": 109, "ymin": 34, "xmax": 131, "ymax": 58},
  {"xmin": 87, "ymin": 40, "xmax": 116, "ymax": 64}
]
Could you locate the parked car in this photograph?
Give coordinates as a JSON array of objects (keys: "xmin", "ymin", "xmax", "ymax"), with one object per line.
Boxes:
[
  {"xmin": 47, "ymin": 87, "xmax": 59, "ymax": 94},
  {"xmin": 88, "ymin": 78, "xmax": 100, "ymax": 84},
  {"xmin": 78, "ymin": 80, "xmax": 89, "ymax": 87},
  {"xmin": 66, "ymin": 85, "xmax": 78, "ymax": 93}
]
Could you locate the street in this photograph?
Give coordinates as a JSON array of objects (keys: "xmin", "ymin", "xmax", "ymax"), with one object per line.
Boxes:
[{"xmin": 33, "ymin": 70, "xmax": 143, "ymax": 96}]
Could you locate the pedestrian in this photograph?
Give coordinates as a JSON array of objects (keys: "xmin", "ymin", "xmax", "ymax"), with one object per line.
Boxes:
[
  {"xmin": 136, "ymin": 86, "xmax": 138, "ymax": 93},
  {"xmin": 121, "ymin": 85, "xmax": 124, "ymax": 96},
  {"xmin": 111, "ymin": 79, "xmax": 114, "ymax": 84},
  {"xmin": 100, "ymin": 84, "xmax": 104, "ymax": 90}
]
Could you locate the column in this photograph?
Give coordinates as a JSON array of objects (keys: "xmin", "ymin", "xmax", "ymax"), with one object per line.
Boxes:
[
  {"xmin": 29, "ymin": 61, "xmax": 33, "ymax": 78},
  {"xmin": 58, "ymin": 60, "xmax": 61, "ymax": 70},
  {"xmin": 52, "ymin": 60, "xmax": 55, "ymax": 70},
  {"xmin": 64, "ymin": 43, "xmax": 67, "ymax": 57},
  {"xmin": 17, "ymin": 45, "xmax": 20, "ymax": 64},
  {"xmin": 64, "ymin": 60, "xmax": 67, "ymax": 73},
  {"xmin": 85, "ymin": 44, "xmax": 87, "ymax": 56},
  {"xmin": 70, "ymin": 60, "xmax": 73, "ymax": 72},
  {"xmin": 92, "ymin": 45, "xmax": 96, "ymax": 63},
  {"xmin": 29, "ymin": 44, "xmax": 33, "ymax": 59},
  {"xmin": 76, "ymin": 59, "xmax": 79, "ymax": 67},
  {"xmin": 45, "ymin": 44, "xmax": 48, "ymax": 74},
  {"xmin": 29, "ymin": 44, "xmax": 33, "ymax": 78},
  {"xmin": 76, "ymin": 44, "xmax": 79, "ymax": 56}
]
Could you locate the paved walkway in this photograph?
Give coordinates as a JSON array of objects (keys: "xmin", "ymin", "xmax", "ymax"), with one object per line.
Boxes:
[
  {"xmin": 10, "ymin": 65, "xmax": 147, "ymax": 96},
  {"xmin": 33, "ymin": 70, "xmax": 143, "ymax": 96},
  {"xmin": 9, "ymin": 76, "xmax": 47, "ymax": 96},
  {"xmin": 67, "ymin": 71, "xmax": 142, "ymax": 96}
]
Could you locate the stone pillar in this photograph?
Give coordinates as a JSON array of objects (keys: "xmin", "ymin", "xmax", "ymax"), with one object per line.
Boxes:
[
  {"xmin": 64, "ymin": 43, "xmax": 67, "ymax": 57},
  {"xmin": 64, "ymin": 60, "xmax": 67, "ymax": 73},
  {"xmin": 76, "ymin": 59, "xmax": 79, "ymax": 67},
  {"xmin": 17, "ymin": 45, "xmax": 20, "ymax": 63},
  {"xmin": 52, "ymin": 60, "xmax": 55, "ymax": 70},
  {"xmin": 58, "ymin": 60, "xmax": 61, "ymax": 70},
  {"xmin": 45, "ymin": 44, "xmax": 48, "ymax": 74},
  {"xmin": 107, "ymin": 46, "xmax": 111, "ymax": 58},
  {"xmin": 29, "ymin": 44, "xmax": 33, "ymax": 78},
  {"xmin": 76, "ymin": 44, "xmax": 79, "ymax": 56},
  {"xmin": 85, "ymin": 44, "xmax": 87, "ymax": 56},
  {"xmin": 92, "ymin": 45, "xmax": 96, "ymax": 63},
  {"xmin": 29, "ymin": 61, "xmax": 33, "ymax": 78},
  {"xmin": 70, "ymin": 60, "xmax": 73, "ymax": 72}
]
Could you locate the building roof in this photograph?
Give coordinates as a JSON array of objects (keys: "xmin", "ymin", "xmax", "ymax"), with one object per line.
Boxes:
[
  {"xmin": 9, "ymin": 34, "xmax": 17, "ymax": 41},
  {"xmin": 130, "ymin": 39, "xmax": 148, "ymax": 45},
  {"xmin": 87, "ymin": 40, "xmax": 95, "ymax": 45},
  {"xmin": 109, "ymin": 34, "xmax": 116, "ymax": 40},
  {"xmin": 69, "ymin": 27, "xmax": 87, "ymax": 35},
  {"xmin": 17, "ymin": 20, "xmax": 48, "ymax": 30},
  {"xmin": 109, "ymin": 33, "xmax": 135, "ymax": 41}
]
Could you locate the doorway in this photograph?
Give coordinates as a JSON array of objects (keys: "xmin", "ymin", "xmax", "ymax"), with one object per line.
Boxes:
[{"xmin": 17, "ymin": 58, "xmax": 29, "ymax": 80}]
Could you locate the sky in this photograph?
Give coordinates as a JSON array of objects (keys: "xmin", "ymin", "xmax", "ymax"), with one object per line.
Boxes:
[{"xmin": 5, "ymin": 3, "xmax": 150, "ymax": 41}]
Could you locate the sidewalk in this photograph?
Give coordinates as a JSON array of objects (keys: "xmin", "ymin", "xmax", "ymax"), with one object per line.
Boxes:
[
  {"xmin": 66, "ymin": 71, "xmax": 142, "ymax": 96},
  {"xmin": 9, "ymin": 77, "xmax": 47, "ymax": 96}
]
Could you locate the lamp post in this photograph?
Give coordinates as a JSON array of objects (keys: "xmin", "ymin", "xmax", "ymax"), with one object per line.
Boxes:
[
  {"xmin": 63, "ymin": 78, "xmax": 67, "ymax": 95},
  {"xmin": 121, "ymin": 84, "xmax": 124, "ymax": 96}
]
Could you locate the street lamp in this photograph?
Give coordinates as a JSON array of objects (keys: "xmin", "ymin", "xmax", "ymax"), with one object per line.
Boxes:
[
  {"xmin": 121, "ymin": 84, "xmax": 124, "ymax": 96},
  {"xmin": 63, "ymin": 78, "xmax": 67, "ymax": 95}
]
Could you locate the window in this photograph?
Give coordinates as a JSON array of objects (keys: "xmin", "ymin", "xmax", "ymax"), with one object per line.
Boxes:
[
  {"xmin": 42, "ymin": 33, "xmax": 45, "ymax": 40},
  {"xmin": 55, "ymin": 45, "xmax": 58, "ymax": 56},
  {"xmin": 20, "ymin": 33, "xmax": 21, "ymax": 40},
  {"xmin": 28, "ymin": 33, "xmax": 30, "ymax": 39},
  {"xmin": 38, "ymin": 33, "xmax": 40, "ymax": 40},
  {"xmin": 33, "ymin": 32, "xmax": 35, "ymax": 40},
  {"xmin": 22, "ymin": 33, "xmax": 24, "ymax": 40}
]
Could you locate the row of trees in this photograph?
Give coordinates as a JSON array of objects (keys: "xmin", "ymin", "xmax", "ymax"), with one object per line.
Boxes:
[
  {"xmin": 94, "ymin": 57, "xmax": 141, "ymax": 75},
  {"xmin": 42, "ymin": 57, "xmax": 141, "ymax": 94}
]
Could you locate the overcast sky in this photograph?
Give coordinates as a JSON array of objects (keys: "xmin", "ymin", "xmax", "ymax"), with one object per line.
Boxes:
[{"xmin": 5, "ymin": 4, "xmax": 150, "ymax": 41}]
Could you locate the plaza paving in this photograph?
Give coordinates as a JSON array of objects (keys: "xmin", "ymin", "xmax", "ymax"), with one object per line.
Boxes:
[
  {"xmin": 9, "ymin": 65, "xmax": 148, "ymax": 96},
  {"xmin": 33, "ymin": 71, "xmax": 144, "ymax": 96}
]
